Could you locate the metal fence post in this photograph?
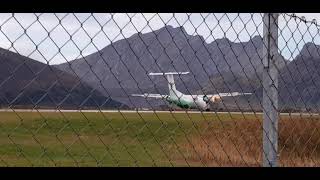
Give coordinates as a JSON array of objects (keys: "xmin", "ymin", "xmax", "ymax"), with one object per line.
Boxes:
[{"xmin": 262, "ymin": 13, "xmax": 279, "ymax": 167}]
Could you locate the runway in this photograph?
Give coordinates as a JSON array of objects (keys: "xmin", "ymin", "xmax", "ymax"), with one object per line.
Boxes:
[{"xmin": 0, "ymin": 109, "xmax": 319, "ymax": 116}]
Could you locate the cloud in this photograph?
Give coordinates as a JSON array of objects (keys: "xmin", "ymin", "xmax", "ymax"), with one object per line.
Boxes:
[{"xmin": 0, "ymin": 13, "xmax": 319, "ymax": 65}]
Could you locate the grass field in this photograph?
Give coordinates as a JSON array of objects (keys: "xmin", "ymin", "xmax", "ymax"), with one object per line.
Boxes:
[{"xmin": 0, "ymin": 111, "xmax": 320, "ymax": 166}]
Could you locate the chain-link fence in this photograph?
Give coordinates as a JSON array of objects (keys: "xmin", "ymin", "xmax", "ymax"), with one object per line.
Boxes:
[{"xmin": 0, "ymin": 13, "xmax": 320, "ymax": 167}]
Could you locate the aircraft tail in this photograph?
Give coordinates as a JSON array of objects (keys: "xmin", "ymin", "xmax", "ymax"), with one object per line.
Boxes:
[{"xmin": 149, "ymin": 72, "xmax": 189, "ymax": 97}]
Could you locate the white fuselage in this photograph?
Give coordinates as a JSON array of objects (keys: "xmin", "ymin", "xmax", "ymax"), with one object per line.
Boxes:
[{"xmin": 166, "ymin": 89, "xmax": 210, "ymax": 110}]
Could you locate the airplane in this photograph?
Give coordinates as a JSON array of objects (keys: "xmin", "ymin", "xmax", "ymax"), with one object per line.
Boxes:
[{"xmin": 131, "ymin": 72, "xmax": 252, "ymax": 111}]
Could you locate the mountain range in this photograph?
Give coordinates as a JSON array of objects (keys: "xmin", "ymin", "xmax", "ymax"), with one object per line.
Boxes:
[
  {"xmin": 55, "ymin": 25, "xmax": 287, "ymax": 109},
  {"xmin": 0, "ymin": 47, "xmax": 127, "ymax": 109},
  {"xmin": 1, "ymin": 25, "xmax": 320, "ymax": 112},
  {"xmin": 201, "ymin": 42, "xmax": 320, "ymax": 112}
]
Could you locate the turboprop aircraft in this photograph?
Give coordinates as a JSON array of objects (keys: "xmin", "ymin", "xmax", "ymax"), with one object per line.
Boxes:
[{"xmin": 131, "ymin": 72, "xmax": 252, "ymax": 111}]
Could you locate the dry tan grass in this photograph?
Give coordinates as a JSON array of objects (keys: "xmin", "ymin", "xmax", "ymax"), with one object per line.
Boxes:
[{"xmin": 179, "ymin": 115, "xmax": 320, "ymax": 167}]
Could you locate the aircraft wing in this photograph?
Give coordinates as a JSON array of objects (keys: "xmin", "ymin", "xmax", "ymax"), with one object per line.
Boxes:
[
  {"xmin": 210, "ymin": 92, "xmax": 252, "ymax": 97},
  {"xmin": 200, "ymin": 92, "xmax": 252, "ymax": 100},
  {"xmin": 131, "ymin": 93, "xmax": 168, "ymax": 99},
  {"xmin": 200, "ymin": 92, "xmax": 252, "ymax": 103}
]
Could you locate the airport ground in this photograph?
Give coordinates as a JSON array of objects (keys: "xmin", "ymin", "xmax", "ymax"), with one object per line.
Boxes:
[{"xmin": 0, "ymin": 110, "xmax": 320, "ymax": 166}]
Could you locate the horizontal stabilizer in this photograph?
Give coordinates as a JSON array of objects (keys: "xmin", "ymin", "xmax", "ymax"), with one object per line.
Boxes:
[{"xmin": 149, "ymin": 72, "xmax": 189, "ymax": 76}]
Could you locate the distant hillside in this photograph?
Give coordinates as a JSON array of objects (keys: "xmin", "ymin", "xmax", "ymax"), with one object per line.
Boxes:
[
  {"xmin": 56, "ymin": 25, "xmax": 287, "ymax": 108},
  {"xmin": 277, "ymin": 42, "xmax": 320, "ymax": 112},
  {"xmin": 0, "ymin": 48, "xmax": 127, "ymax": 109},
  {"xmin": 200, "ymin": 43, "xmax": 320, "ymax": 112}
]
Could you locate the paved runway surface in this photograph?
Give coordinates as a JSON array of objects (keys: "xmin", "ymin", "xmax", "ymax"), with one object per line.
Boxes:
[{"xmin": 0, "ymin": 109, "xmax": 319, "ymax": 116}]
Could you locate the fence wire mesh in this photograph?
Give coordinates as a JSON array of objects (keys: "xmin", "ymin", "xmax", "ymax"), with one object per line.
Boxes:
[{"xmin": 0, "ymin": 13, "xmax": 320, "ymax": 167}]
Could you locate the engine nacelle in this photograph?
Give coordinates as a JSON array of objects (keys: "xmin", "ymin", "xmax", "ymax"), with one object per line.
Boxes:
[
  {"xmin": 210, "ymin": 95, "xmax": 221, "ymax": 103},
  {"xmin": 203, "ymin": 95, "xmax": 221, "ymax": 104}
]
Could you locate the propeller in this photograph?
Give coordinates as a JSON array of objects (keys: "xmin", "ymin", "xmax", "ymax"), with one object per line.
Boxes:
[{"xmin": 203, "ymin": 95, "xmax": 221, "ymax": 104}]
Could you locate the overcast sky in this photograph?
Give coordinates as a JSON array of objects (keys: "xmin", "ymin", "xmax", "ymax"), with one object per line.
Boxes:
[{"xmin": 0, "ymin": 13, "xmax": 319, "ymax": 65}]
